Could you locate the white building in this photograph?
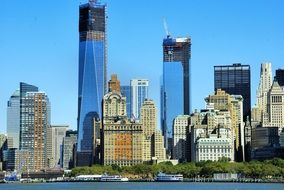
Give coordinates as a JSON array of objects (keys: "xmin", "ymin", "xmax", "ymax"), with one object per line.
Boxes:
[{"xmin": 195, "ymin": 128, "xmax": 234, "ymax": 162}]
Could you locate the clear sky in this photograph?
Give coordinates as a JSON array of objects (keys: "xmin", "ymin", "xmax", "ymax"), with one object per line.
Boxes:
[{"xmin": 0, "ymin": 0, "xmax": 284, "ymax": 133}]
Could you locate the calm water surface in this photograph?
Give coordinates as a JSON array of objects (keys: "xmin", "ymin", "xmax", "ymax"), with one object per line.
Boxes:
[{"xmin": 1, "ymin": 182, "xmax": 284, "ymax": 190}]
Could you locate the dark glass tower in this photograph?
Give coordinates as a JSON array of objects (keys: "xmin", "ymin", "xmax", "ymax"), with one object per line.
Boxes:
[
  {"xmin": 214, "ymin": 64, "xmax": 251, "ymax": 120},
  {"xmin": 275, "ymin": 69, "xmax": 284, "ymax": 87},
  {"xmin": 77, "ymin": 0, "xmax": 106, "ymax": 166},
  {"xmin": 161, "ymin": 36, "xmax": 191, "ymax": 152}
]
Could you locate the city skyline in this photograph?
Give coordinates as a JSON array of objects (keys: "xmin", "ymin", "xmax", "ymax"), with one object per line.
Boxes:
[{"xmin": 1, "ymin": 0, "xmax": 284, "ymax": 133}]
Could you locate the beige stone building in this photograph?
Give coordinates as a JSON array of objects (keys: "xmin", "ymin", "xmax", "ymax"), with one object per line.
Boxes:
[
  {"xmin": 172, "ymin": 115, "xmax": 190, "ymax": 161},
  {"xmin": 267, "ymin": 80, "xmax": 284, "ymax": 130},
  {"xmin": 103, "ymin": 75, "xmax": 143, "ymax": 166},
  {"xmin": 205, "ymin": 89, "xmax": 244, "ymax": 161}
]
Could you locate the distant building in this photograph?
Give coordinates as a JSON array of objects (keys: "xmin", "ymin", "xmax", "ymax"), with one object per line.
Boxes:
[
  {"xmin": 140, "ymin": 99, "xmax": 157, "ymax": 136},
  {"xmin": 255, "ymin": 63, "xmax": 272, "ymax": 124},
  {"xmin": 47, "ymin": 125, "xmax": 68, "ymax": 168},
  {"xmin": 161, "ymin": 36, "xmax": 191, "ymax": 153},
  {"xmin": 153, "ymin": 130, "xmax": 166, "ymax": 160},
  {"xmin": 267, "ymin": 79, "xmax": 284, "ymax": 130},
  {"xmin": 61, "ymin": 130, "xmax": 77, "ymax": 169},
  {"xmin": 191, "ymin": 109, "xmax": 234, "ymax": 162},
  {"xmin": 7, "ymin": 90, "xmax": 20, "ymax": 149},
  {"xmin": 130, "ymin": 79, "xmax": 149, "ymax": 120},
  {"xmin": 77, "ymin": 0, "xmax": 107, "ymax": 167},
  {"xmin": 108, "ymin": 74, "xmax": 120, "ymax": 93},
  {"xmin": 205, "ymin": 89, "xmax": 244, "ymax": 161},
  {"xmin": 121, "ymin": 86, "xmax": 131, "ymax": 118},
  {"xmin": 275, "ymin": 69, "xmax": 284, "ymax": 87},
  {"xmin": 140, "ymin": 99, "xmax": 166, "ymax": 162},
  {"xmin": 251, "ymin": 126, "xmax": 283, "ymax": 160},
  {"xmin": 172, "ymin": 115, "xmax": 190, "ymax": 161},
  {"xmin": 214, "ymin": 63, "xmax": 251, "ymax": 121},
  {"xmin": 103, "ymin": 75, "xmax": 143, "ymax": 166},
  {"xmin": 19, "ymin": 83, "xmax": 50, "ymax": 171}
]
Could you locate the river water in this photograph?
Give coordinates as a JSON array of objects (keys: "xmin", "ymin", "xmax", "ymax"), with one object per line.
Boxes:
[{"xmin": 1, "ymin": 182, "xmax": 284, "ymax": 190}]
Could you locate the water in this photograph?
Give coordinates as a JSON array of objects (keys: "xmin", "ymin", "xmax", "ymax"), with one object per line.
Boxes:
[{"xmin": 1, "ymin": 182, "xmax": 284, "ymax": 190}]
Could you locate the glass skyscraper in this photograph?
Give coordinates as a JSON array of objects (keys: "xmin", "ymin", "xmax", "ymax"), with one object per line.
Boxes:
[
  {"xmin": 214, "ymin": 63, "xmax": 251, "ymax": 120},
  {"xmin": 7, "ymin": 90, "xmax": 20, "ymax": 149},
  {"xmin": 121, "ymin": 85, "xmax": 131, "ymax": 118},
  {"xmin": 130, "ymin": 79, "xmax": 149, "ymax": 120},
  {"xmin": 77, "ymin": 0, "xmax": 106, "ymax": 166},
  {"xmin": 161, "ymin": 36, "xmax": 191, "ymax": 151},
  {"xmin": 275, "ymin": 69, "xmax": 284, "ymax": 87}
]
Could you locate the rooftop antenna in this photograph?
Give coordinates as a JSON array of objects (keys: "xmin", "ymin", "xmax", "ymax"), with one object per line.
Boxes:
[{"xmin": 163, "ymin": 18, "xmax": 171, "ymax": 38}]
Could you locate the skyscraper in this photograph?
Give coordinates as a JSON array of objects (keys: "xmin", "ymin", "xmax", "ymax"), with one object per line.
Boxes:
[
  {"xmin": 7, "ymin": 90, "xmax": 20, "ymax": 149},
  {"xmin": 161, "ymin": 35, "xmax": 191, "ymax": 151},
  {"xmin": 275, "ymin": 69, "xmax": 284, "ymax": 87},
  {"xmin": 214, "ymin": 63, "xmax": 251, "ymax": 120},
  {"xmin": 19, "ymin": 82, "xmax": 50, "ymax": 171},
  {"xmin": 130, "ymin": 79, "xmax": 149, "ymax": 120},
  {"xmin": 121, "ymin": 85, "xmax": 131, "ymax": 118},
  {"xmin": 267, "ymin": 80, "xmax": 284, "ymax": 130},
  {"xmin": 256, "ymin": 63, "xmax": 272, "ymax": 124},
  {"xmin": 77, "ymin": 0, "xmax": 106, "ymax": 166}
]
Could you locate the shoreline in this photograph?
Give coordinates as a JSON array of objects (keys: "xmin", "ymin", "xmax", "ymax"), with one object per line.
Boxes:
[{"xmin": 1, "ymin": 178, "xmax": 284, "ymax": 184}]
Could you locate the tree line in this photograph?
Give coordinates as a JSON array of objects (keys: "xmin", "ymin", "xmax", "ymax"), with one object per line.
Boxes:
[{"xmin": 71, "ymin": 158, "xmax": 284, "ymax": 179}]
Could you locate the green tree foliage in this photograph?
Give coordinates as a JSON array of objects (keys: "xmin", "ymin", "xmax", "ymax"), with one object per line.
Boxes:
[{"xmin": 70, "ymin": 159, "xmax": 284, "ymax": 179}]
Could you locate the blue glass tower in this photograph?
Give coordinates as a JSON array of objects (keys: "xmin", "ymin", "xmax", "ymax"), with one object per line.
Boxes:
[
  {"xmin": 121, "ymin": 85, "xmax": 131, "ymax": 118},
  {"xmin": 161, "ymin": 36, "xmax": 191, "ymax": 153},
  {"xmin": 77, "ymin": 0, "xmax": 106, "ymax": 166}
]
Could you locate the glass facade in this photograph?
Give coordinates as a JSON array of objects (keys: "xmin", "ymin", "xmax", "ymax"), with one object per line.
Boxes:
[
  {"xmin": 77, "ymin": 1, "xmax": 106, "ymax": 166},
  {"xmin": 7, "ymin": 90, "xmax": 20, "ymax": 149},
  {"xmin": 161, "ymin": 36, "xmax": 191, "ymax": 151},
  {"xmin": 275, "ymin": 69, "xmax": 284, "ymax": 87},
  {"xmin": 130, "ymin": 79, "xmax": 149, "ymax": 120},
  {"xmin": 162, "ymin": 62, "xmax": 184, "ymax": 148},
  {"xmin": 214, "ymin": 64, "xmax": 251, "ymax": 120},
  {"xmin": 121, "ymin": 85, "xmax": 131, "ymax": 118}
]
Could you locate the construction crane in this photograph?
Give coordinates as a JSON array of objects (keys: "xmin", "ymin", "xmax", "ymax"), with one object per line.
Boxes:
[{"xmin": 163, "ymin": 18, "xmax": 171, "ymax": 38}]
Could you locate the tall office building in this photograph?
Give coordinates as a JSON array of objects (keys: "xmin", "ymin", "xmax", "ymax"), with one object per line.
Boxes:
[
  {"xmin": 7, "ymin": 90, "xmax": 20, "ymax": 149},
  {"xmin": 140, "ymin": 99, "xmax": 166, "ymax": 162},
  {"xmin": 275, "ymin": 69, "xmax": 284, "ymax": 87},
  {"xmin": 46, "ymin": 125, "xmax": 68, "ymax": 168},
  {"xmin": 267, "ymin": 80, "xmax": 284, "ymax": 130},
  {"xmin": 161, "ymin": 35, "xmax": 191, "ymax": 151},
  {"xmin": 140, "ymin": 99, "xmax": 157, "ymax": 136},
  {"xmin": 214, "ymin": 63, "xmax": 251, "ymax": 121},
  {"xmin": 256, "ymin": 63, "xmax": 272, "ymax": 124},
  {"xmin": 121, "ymin": 86, "xmax": 131, "ymax": 118},
  {"xmin": 6, "ymin": 83, "xmax": 50, "ymax": 171},
  {"xmin": 130, "ymin": 79, "xmax": 149, "ymax": 120},
  {"xmin": 77, "ymin": 0, "xmax": 107, "ymax": 166},
  {"xmin": 20, "ymin": 86, "xmax": 50, "ymax": 171}
]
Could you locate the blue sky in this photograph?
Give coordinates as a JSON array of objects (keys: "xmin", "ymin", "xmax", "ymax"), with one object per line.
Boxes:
[{"xmin": 0, "ymin": 0, "xmax": 284, "ymax": 133}]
